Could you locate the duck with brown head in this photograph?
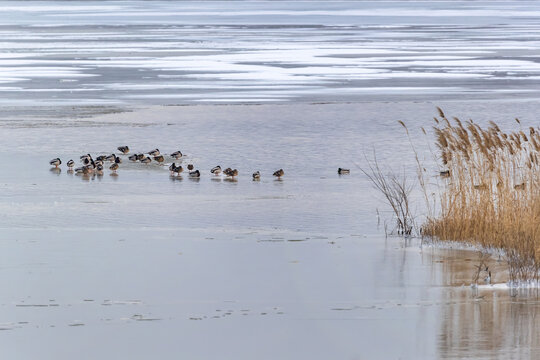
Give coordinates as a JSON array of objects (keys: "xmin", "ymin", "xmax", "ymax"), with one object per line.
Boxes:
[{"xmin": 273, "ymin": 169, "xmax": 284, "ymax": 178}]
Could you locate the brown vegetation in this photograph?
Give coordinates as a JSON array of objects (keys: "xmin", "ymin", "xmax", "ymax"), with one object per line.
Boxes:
[{"xmin": 422, "ymin": 108, "xmax": 540, "ymax": 283}]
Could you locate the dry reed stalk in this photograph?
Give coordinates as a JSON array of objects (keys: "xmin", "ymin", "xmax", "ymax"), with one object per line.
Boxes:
[
  {"xmin": 422, "ymin": 110, "xmax": 540, "ymax": 283},
  {"xmin": 362, "ymin": 151, "xmax": 415, "ymax": 236}
]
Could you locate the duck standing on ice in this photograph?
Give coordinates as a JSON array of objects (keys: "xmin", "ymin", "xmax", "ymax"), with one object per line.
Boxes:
[
  {"xmin": 273, "ymin": 169, "xmax": 284, "ymax": 179},
  {"xmin": 49, "ymin": 158, "xmax": 61, "ymax": 168},
  {"xmin": 211, "ymin": 165, "xmax": 221, "ymax": 175}
]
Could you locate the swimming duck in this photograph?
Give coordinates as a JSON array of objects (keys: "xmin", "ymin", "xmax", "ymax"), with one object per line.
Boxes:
[
  {"xmin": 110, "ymin": 162, "xmax": 119, "ymax": 172},
  {"xmin": 154, "ymin": 155, "xmax": 165, "ymax": 164},
  {"xmin": 273, "ymin": 169, "xmax": 284, "ymax": 178},
  {"xmin": 148, "ymin": 149, "xmax": 160, "ymax": 156},
  {"xmin": 141, "ymin": 156, "xmax": 152, "ymax": 164},
  {"xmin": 66, "ymin": 159, "xmax": 75, "ymax": 169},
  {"xmin": 211, "ymin": 165, "xmax": 222, "ymax": 175},
  {"xmin": 338, "ymin": 168, "xmax": 350, "ymax": 175},
  {"xmin": 187, "ymin": 164, "xmax": 194, "ymax": 171},
  {"xmin": 252, "ymin": 171, "xmax": 261, "ymax": 180},
  {"xmin": 117, "ymin": 146, "xmax": 129, "ymax": 154},
  {"xmin": 49, "ymin": 158, "xmax": 61, "ymax": 168},
  {"xmin": 189, "ymin": 169, "xmax": 200, "ymax": 178},
  {"xmin": 136, "ymin": 153, "xmax": 145, "ymax": 161},
  {"xmin": 128, "ymin": 154, "xmax": 138, "ymax": 161},
  {"xmin": 170, "ymin": 151, "xmax": 183, "ymax": 159}
]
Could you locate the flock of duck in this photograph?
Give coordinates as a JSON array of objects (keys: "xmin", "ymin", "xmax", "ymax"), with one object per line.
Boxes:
[{"xmin": 48, "ymin": 146, "xmax": 298, "ymax": 180}]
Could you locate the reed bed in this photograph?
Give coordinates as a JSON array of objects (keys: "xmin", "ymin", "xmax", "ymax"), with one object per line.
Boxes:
[{"xmin": 422, "ymin": 108, "xmax": 540, "ymax": 283}]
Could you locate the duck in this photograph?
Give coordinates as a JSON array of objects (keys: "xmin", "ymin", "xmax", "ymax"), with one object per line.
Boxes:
[
  {"xmin": 117, "ymin": 146, "xmax": 129, "ymax": 154},
  {"xmin": 273, "ymin": 169, "xmax": 284, "ymax": 178},
  {"xmin": 169, "ymin": 163, "xmax": 183, "ymax": 175},
  {"xmin": 94, "ymin": 159, "xmax": 103, "ymax": 167},
  {"xmin": 74, "ymin": 166, "xmax": 88, "ymax": 175},
  {"xmin": 80, "ymin": 154, "xmax": 94, "ymax": 165},
  {"xmin": 338, "ymin": 168, "xmax": 350, "ymax": 175},
  {"xmin": 110, "ymin": 162, "xmax": 119, "ymax": 172},
  {"xmin": 80, "ymin": 153, "xmax": 91, "ymax": 161},
  {"xmin": 87, "ymin": 160, "xmax": 96, "ymax": 173},
  {"xmin": 136, "ymin": 153, "xmax": 145, "ymax": 161},
  {"xmin": 170, "ymin": 151, "xmax": 183, "ymax": 159},
  {"xmin": 128, "ymin": 154, "xmax": 138, "ymax": 161},
  {"xmin": 105, "ymin": 154, "xmax": 116, "ymax": 162},
  {"xmin": 141, "ymin": 156, "xmax": 152, "ymax": 164},
  {"xmin": 224, "ymin": 168, "xmax": 238, "ymax": 177},
  {"xmin": 252, "ymin": 171, "xmax": 261, "ymax": 180},
  {"xmin": 148, "ymin": 149, "xmax": 160, "ymax": 156},
  {"xmin": 49, "ymin": 158, "xmax": 61, "ymax": 168},
  {"xmin": 187, "ymin": 164, "xmax": 194, "ymax": 171},
  {"xmin": 154, "ymin": 155, "xmax": 165, "ymax": 164},
  {"xmin": 189, "ymin": 169, "xmax": 200, "ymax": 178},
  {"xmin": 211, "ymin": 165, "xmax": 222, "ymax": 175},
  {"xmin": 66, "ymin": 159, "xmax": 75, "ymax": 169},
  {"xmin": 439, "ymin": 170, "xmax": 450, "ymax": 178},
  {"xmin": 96, "ymin": 164, "xmax": 104, "ymax": 172}
]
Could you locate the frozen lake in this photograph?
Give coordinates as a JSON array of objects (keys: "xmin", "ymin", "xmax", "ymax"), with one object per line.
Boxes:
[
  {"xmin": 3, "ymin": 101, "xmax": 540, "ymax": 359},
  {"xmin": 2, "ymin": 1, "xmax": 540, "ymax": 359},
  {"xmin": 0, "ymin": 0, "xmax": 538, "ymax": 112}
]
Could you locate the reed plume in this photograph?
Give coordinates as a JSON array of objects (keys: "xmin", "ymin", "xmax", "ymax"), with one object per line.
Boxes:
[{"xmin": 423, "ymin": 110, "xmax": 540, "ymax": 283}]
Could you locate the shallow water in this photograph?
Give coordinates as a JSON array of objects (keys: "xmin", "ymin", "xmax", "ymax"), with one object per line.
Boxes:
[{"xmin": 2, "ymin": 101, "xmax": 540, "ymax": 359}]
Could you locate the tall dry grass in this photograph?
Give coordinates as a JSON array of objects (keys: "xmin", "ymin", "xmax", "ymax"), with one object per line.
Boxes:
[{"xmin": 422, "ymin": 108, "xmax": 540, "ymax": 283}]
